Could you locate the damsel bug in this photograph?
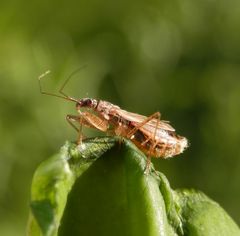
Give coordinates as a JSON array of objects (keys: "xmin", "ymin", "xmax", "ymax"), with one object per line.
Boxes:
[{"xmin": 38, "ymin": 70, "xmax": 188, "ymax": 171}]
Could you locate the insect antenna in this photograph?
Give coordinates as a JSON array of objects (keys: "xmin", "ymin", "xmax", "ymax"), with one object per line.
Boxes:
[
  {"xmin": 38, "ymin": 65, "xmax": 86, "ymax": 103},
  {"xmin": 59, "ymin": 65, "xmax": 87, "ymax": 98}
]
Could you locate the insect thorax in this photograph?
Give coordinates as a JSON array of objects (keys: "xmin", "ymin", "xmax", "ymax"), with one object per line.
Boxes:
[{"xmin": 95, "ymin": 100, "xmax": 121, "ymax": 120}]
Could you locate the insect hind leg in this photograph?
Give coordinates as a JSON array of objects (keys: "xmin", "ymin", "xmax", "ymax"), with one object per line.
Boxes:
[
  {"xmin": 126, "ymin": 112, "xmax": 161, "ymax": 138},
  {"xmin": 125, "ymin": 112, "xmax": 161, "ymax": 174}
]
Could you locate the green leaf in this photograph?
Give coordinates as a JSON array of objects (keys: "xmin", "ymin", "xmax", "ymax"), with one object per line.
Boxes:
[
  {"xmin": 175, "ymin": 189, "xmax": 240, "ymax": 236},
  {"xmin": 28, "ymin": 137, "xmax": 240, "ymax": 236}
]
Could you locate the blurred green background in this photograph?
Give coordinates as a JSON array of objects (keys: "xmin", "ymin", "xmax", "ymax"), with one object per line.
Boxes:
[{"xmin": 0, "ymin": 0, "xmax": 240, "ymax": 235}]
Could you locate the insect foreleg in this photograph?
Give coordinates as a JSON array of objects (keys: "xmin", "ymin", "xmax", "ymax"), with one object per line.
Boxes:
[
  {"xmin": 67, "ymin": 112, "xmax": 109, "ymax": 144},
  {"xmin": 66, "ymin": 115, "xmax": 87, "ymax": 143},
  {"xmin": 66, "ymin": 115, "xmax": 80, "ymax": 132}
]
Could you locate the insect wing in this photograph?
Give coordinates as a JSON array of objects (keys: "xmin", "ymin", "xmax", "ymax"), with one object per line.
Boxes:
[
  {"xmin": 116, "ymin": 109, "xmax": 175, "ymax": 132},
  {"xmin": 137, "ymin": 123, "xmax": 173, "ymax": 142},
  {"xmin": 146, "ymin": 119, "xmax": 175, "ymax": 132}
]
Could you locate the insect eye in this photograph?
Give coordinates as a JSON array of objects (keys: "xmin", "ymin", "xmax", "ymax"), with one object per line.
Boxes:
[
  {"xmin": 86, "ymin": 99, "xmax": 92, "ymax": 105},
  {"xmin": 78, "ymin": 98, "xmax": 97, "ymax": 108},
  {"xmin": 83, "ymin": 99, "xmax": 92, "ymax": 107},
  {"xmin": 82, "ymin": 98, "xmax": 93, "ymax": 107}
]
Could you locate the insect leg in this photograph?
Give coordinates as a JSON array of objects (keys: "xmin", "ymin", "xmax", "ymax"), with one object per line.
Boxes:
[
  {"xmin": 67, "ymin": 112, "xmax": 109, "ymax": 144},
  {"xmin": 66, "ymin": 115, "xmax": 88, "ymax": 142},
  {"xmin": 125, "ymin": 112, "xmax": 160, "ymax": 174},
  {"xmin": 66, "ymin": 115, "xmax": 80, "ymax": 132},
  {"xmin": 76, "ymin": 109, "xmax": 109, "ymax": 132},
  {"xmin": 78, "ymin": 115, "xmax": 84, "ymax": 144},
  {"xmin": 144, "ymin": 157, "xmax": 152, "ymax": 174},
  {"xmin": 145, "ymin": 118, "xmax": 160, "ymax": 174},
  {"xmin": 126, "ymin": 112, "xmax": 161, "ymax": 139},
  {"xmin": 150, "ymin": 115, "xmax": 160, "ymax": 152}
]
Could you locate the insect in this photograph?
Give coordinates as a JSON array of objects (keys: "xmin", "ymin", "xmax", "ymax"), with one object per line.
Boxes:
[{"xmin": 38, "ymin": 70, "xmax": 188, "ymax": 172}]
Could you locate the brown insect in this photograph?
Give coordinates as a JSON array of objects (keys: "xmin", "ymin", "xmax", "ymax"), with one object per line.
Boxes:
[{"xmin": 38, "ymin": 70, "xmax": 188, "ymax": 171}]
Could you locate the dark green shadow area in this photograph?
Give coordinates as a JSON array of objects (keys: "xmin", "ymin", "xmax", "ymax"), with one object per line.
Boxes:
[{"xmin": 59, "ymin": 145, "xmax": 130, "ymax": 236}]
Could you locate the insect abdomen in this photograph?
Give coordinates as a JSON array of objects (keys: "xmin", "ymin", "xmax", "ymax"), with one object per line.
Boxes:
[{"xmin": 130, "ymin": 130, "xmax": 188, "ymax": 159}]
